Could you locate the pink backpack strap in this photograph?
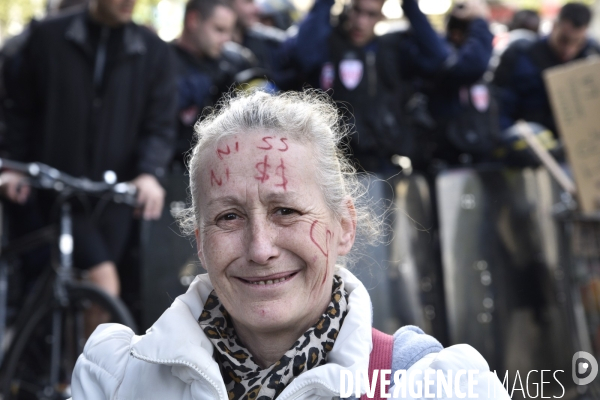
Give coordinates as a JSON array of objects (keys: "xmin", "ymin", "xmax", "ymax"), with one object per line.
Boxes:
[{"xmin": 360, "ymin": 328, "xmax": 394, "ymax": 400}]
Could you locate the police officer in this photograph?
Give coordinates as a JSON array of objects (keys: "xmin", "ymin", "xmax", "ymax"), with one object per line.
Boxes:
[
  {"xmin": 173, "ymin": 0, "xmax": 256, "ymax": 162},
  {"xmin": 494, "ymin": 2, "xmax": 600, "ymax": 136},
  {"xmin": 421, "ymin": 2, "xmax": 495, "ymax": 167},
  {"xmin": 230, "ymin": 0, "xmax": 297, "ymax": 89},
  {"xmin": 290, "ymin": 0, "xmax": 493, "ymax": 172}
]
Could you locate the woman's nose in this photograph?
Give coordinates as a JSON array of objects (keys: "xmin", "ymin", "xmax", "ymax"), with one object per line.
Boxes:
[{"xmin": 246, "ymin": 218, "xmax": 279, "ymax": 265}]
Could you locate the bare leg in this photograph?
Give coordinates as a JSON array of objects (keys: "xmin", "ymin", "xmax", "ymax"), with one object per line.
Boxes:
[
  {"xmin": 85, "ymin": 261, "xmax": 120, "ymax": 336},
  {"xmin": 87, "ymin": 261, "xmax": 120, "ymax": 297}
]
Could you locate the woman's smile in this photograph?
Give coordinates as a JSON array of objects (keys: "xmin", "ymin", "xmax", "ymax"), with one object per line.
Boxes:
[{"xmin": 235, "ymin": 270, "xmax": 300, "ymax": 286}]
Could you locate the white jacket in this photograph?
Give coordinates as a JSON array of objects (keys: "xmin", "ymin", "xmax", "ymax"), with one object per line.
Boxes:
[{"xmin": 71, "ymin": 268, "xmax": 510, "ymax": 399}]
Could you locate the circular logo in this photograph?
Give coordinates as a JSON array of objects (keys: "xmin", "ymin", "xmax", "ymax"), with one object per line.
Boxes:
[{"xmin": 573, "ymin": 351, "xmax": 598, "ymax": 385}]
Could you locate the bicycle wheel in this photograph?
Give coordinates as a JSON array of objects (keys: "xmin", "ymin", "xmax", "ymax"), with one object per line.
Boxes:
[
  {"xmin": 66, "ymin": 283, "xmax": 137, "ymax": 333},
  {"xmin": 0, "ymin": 283, "xmax": 137, "ymax": 400}
]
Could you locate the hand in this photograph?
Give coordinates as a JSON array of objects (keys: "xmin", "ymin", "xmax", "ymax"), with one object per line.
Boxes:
[
  {"xmin": 452, "ymin": 0, "xmax": 490, "ymax": 21},
  {"xmin": 0, "ymin": 171, "xmax": 30, "ymax": 204},
  {"xmin": 130, "ymin": 174, "xmax": 165, "ymax": 220}
]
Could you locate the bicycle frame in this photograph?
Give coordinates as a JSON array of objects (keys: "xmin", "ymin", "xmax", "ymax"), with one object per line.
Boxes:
[
  {"xmin": 48, "ymin": 201, "xmax": 75, "ymax": 394},
  {"xmin": 0, "ymin": 159, "xmax": 138, "ymax": 396},
  {"xmin": 0, "ymin": 221, "xmax": 56, "ymax": 367},
  {"xmin": 0, "ymin": 198, "xmax": 79, "ymax": 397}
]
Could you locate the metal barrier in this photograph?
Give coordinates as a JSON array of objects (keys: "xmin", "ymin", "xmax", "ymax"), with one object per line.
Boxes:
[
  {"xmin": 437, "ymin": 166, "xmax": 574, "ymax": 395},
  {"xmin": 390, "ymin": 173, "xmax": 447, "ymax": 342}
]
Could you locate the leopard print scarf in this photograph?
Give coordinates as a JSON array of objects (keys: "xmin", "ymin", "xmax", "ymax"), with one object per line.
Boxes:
[{"xmin": 198, "ymin": 275, "xmax": 349, "ymax": 400}]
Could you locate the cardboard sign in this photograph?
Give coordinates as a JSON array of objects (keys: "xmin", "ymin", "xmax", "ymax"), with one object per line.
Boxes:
[{"xmin": 544, "ymin": 56, "xmax": 600, "ymax": 215}]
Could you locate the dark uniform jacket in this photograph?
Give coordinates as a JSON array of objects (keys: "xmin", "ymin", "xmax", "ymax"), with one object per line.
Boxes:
[
  {"xmin": 6, "ymin": 9, "xmax": 177, "ymax": 181},
  {"xmin": 493, "ymin": 36, "xmax": 600, "ymax": 135},
  {"xmin": 172, "ymin": 41, "xmax": 256, "ymax": 161},
  {"xmin": 288, "ymin": 0, "xmax": 492, "ymax": 171}
]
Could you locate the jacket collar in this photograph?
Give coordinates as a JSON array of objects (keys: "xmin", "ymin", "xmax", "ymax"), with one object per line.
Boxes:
[
  {"xmin": 65, "ymin": 11, "xmax": 146, "ymax": 56},
  {"xmin": 130, "ymin": 268, "xmax": 373, "ymax": 399}
]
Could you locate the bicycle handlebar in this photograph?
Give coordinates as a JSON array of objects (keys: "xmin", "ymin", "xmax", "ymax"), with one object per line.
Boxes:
[{"xmin": 0, "ymin": 158, "xmax": 138, "ymax": 206}]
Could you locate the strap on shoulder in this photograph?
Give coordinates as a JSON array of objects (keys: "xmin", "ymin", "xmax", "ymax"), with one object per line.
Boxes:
[{"xmin": 360, "ymin": 328, "xmax": 393, "ymax": 400}]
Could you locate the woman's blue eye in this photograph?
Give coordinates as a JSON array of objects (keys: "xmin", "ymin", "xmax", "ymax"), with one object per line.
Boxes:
[{"xmin": 221, "ymin": 213, "xmax": 238, "ymax": 220}]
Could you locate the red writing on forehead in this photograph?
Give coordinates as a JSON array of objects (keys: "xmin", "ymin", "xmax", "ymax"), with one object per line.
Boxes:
[
  {"xmin": 217, "ymin": 142, "xmax": 239, "ymax": 160},
  {"xmin": 275, "ymin": 158, "xmax": 288, "ymax": 191},
  {"xmin": 257, "ymin": 136, "xmax": 289, "ymax": 152},
  {"xmin": 255, "ymin": 155, "xmax": 271, "ymax": 183},
  {"xmin": 210, "ymin": 170, "xmax": 223, "ymax": 187},
  {"xmin": 217, "ymin": 145, "xmax": 231, "ymax": 160},
  {"xmin": 253, "ymin": 156, "xmax": 289, "ymax": 189},
  {"xmin": 278, "ymin": 138, "xmax": 289, "ymax": 152},
  {"xmin": 257, "ymin": 136, "xmax": 273, "ymax": 150}
]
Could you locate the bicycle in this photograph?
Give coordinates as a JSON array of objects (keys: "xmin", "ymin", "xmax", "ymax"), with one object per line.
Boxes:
[{"xmin": 0, "ymin": 158, "xmax": 139, "ymax": 400}]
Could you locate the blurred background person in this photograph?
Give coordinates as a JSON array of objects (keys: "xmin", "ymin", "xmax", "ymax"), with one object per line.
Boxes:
[
  {"xmin": 0, "ymin": 0, "xmax": 177, "ymax": 312},
  {"xmin": 446, "ymin": 6, "xmax": 473, "ymax": 48},
  {"xmin": 289, "ymin": 0, "xmax": 493, "ymax": 174},
  {"xmin": 173, "ymin": 0, "xmax": 252, "ymax": 163},
  {"xmin": 493, "ymin": 2, "xmax": 599, "ymax": 138},
  {"xmin": 506, "ymin": 9, "xmax": 541, "ymax": 47},
  {"xmin": 0, "ymin": 0, "xmax": 89, "ymax": 156},
  {"xmin": 256, "ymin": 0, "xmax": 296, "ymax": 30},
  {"xmin": 495, "ymin": 9, "xmax": 541, "ymax": 56},
  {"xmin": 417, "ymin": 0, "xmax": 496, "ymax": 169},
  {"xmin": 230, "ymin": 0, "xmax": 298, "ymax": 89},
  {"xmin": 488, "ymin": 9, "xmax": 540, "ymax": 78}
]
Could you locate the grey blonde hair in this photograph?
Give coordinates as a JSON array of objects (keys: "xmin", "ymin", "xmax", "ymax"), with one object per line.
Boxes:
[{"xmin": 178, "ymin": 89, "xmax": 382, "ymax": 266}]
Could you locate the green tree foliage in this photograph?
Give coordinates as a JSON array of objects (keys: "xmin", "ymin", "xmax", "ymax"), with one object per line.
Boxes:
[
  {"xmin": 0, "ymin": 0, "xmax": 45, "ymax": 43},
  {"xmin": 133, "ymin": 0, "xmax": 161, "ymax": 26}
]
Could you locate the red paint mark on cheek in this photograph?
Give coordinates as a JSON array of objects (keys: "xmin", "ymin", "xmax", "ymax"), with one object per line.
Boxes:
[
  {"xmin": 257, "ymin": 136, "xmax": 273, "ymax": 150},
  {"xmin": 310, "ymin": 224, "xmax": 333, "ymax": 286},
  {"xmin": 275, "ymin": 158, "xmax": 288, "ymax": 191},
  {"xmin": 255, "ymin": 155, "xmax": 271, "ymax": 183},
  {"xmin": 309, "ymin": 220, "xmax": 331, "ymax": 258},
  {"xmin": 226, "ymin": 168, "xmax": 230, "ymax": 181},
  {"xmin": 235, "ymin": 142, "xmax": 239, "ymax": 152},
  {"xmin": 217, "ymin": 145, "xmax": 231, "ymax": 160},
  {"xmin": 210, "ymin": 170, "xmax": 223, "ymax": 186},
  {"xmin": 278, "ymin": 138, "xmax": 289, "ymax": 152},
  {"xmin": 323, "ymin": 230, "xmax": 332, "ymax": 285}
]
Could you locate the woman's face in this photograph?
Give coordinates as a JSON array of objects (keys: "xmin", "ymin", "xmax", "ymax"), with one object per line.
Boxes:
[{"xmin": 195, "ymin": 132, "xmax": 355, "ymax": 335}]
